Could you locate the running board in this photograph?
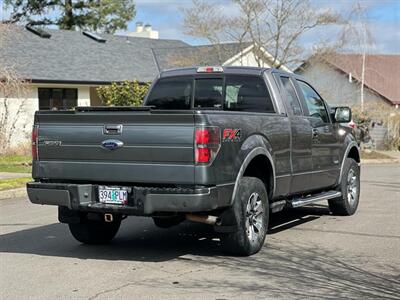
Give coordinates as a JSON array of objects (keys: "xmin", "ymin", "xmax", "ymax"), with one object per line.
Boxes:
[{"xmin": 289, "ymin": 191, "xmax": 342, "ymax": 208}]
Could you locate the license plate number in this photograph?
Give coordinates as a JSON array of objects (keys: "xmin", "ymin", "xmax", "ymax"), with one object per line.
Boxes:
[{"xmin": 98, "ymin": 186, "xmax": 128, "ymax": 205}]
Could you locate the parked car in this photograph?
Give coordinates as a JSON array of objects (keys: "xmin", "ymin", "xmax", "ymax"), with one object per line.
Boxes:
[{"xmin": 27, "ymin": 66, "xmax": 361, "ymax": 256}]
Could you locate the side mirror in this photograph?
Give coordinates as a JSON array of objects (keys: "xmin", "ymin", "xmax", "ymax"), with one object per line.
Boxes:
[{"xmin": 334, "ymin": 107, "xmax": 351, "ymax": 123}]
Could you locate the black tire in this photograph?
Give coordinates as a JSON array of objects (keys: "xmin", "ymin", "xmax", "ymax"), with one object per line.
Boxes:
[
  {"xmin": 220, "ymin": 177, "xmax": 269, "ymax": 256},
  {"xmin": 68, "ymin": 216, "xmax": 121, "ymax": 244},
  {"xmin": 152, "ymin": 216, "xmax": 184, "ymax": 228},
  {"xmin": 329, "ymin": 158, "xmax": 360, "ymax": 216}
]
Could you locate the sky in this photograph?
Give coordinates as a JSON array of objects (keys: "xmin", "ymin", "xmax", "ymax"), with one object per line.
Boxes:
[{"xmin": 1, "ymin": 0, "xmax": 399, "ymax": 53}]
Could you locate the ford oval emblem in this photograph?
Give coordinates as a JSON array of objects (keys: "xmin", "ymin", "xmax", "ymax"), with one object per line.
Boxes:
[{"xmin": 102, "ymin": 139, "xmax": 124, "ymax": 150}]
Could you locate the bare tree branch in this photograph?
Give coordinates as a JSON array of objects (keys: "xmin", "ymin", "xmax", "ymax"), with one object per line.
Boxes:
[{"xmin": 183, "ymin": 0, "xmax": 339, "ymax": 69}]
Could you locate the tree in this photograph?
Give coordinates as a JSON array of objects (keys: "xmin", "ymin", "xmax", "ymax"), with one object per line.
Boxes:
[
  {"xmin": 3, "ymin": 0, "xmax": 136, "ymax": 33},
  {"xmin": 338, "ymin": 2, "xmax": 374, "ymax": 112},
  {"xmin": 97, "ymin": 80, "xmax": 150, "ymax": 107},
  {"xmin": 0, "ymin": 24, "xmax": 29, "ymax": 154},
  {"xmin": 183, "ymin": 0, "xmax": 339, "ymax": 68}
]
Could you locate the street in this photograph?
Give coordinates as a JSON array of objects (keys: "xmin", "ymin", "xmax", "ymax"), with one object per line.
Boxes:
[{"xmin": 1, "ymin": 164, "xmax": 399, "ymax": 299}]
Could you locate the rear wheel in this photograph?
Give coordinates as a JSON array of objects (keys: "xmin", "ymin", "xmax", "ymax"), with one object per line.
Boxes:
[
  {"xmin": 329, "ymin": 158, "xmax": 360, "ymax": 216},
  {"xmin": 220, "ymin": 177, "xmax": 269, "ymax": 256},
  {"xmin": 68, "ymin": 215, "xmax": 121, "ymax": 244}
]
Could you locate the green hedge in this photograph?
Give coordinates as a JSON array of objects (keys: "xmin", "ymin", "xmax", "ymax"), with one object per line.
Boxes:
[{"xmin": 97, "ymin": 80, "xmax": 150, "ymax": 106}]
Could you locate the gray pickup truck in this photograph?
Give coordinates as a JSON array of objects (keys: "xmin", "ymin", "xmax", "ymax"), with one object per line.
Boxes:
[{"xmin": 27, "ymin": 66, "xmax": 361, "ymax": 256}]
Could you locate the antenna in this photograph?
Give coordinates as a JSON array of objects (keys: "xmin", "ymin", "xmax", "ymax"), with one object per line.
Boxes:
[
  {"xmin": 150, "ymin": 48, "xmax": 161, "ymax": 73},
  {"xmin": 82, "ymin": 31, "xmax": 106, "ymax": 43},
  {"xmin": 25, "ymin": 25, "xmax": 51, "ymax": 38}
]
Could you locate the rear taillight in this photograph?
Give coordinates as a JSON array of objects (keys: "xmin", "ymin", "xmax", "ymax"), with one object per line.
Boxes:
[
  {"xmin": 32, "ymin": 126, "xmax": 38, "ymax": 160},
  {"xmin": 195, "ymin": 127, "xmax": 220, "ymax": 164}
]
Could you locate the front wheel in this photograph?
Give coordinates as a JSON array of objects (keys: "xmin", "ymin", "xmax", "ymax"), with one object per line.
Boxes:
[
  {"xmin": 220, "ymin": 177, "xmax": 269, "ymax": 256},
  {"xmin": 329, "ymin": 158, "xmax": 360, "ymax": 216},
  {"xmin": 68, "ymin": 215, "xmax": 121, "ymax": 244}
]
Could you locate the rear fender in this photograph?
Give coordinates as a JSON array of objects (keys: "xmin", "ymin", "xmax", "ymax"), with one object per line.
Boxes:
[{"xmin": 230, "ymin": 135, "xmax": 275, "ymax": 205}]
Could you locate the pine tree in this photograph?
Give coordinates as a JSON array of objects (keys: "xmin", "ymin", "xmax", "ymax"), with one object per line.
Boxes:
[{"xmin": 4, "ymin": 0, "xmax": 136, "ymax": 34}]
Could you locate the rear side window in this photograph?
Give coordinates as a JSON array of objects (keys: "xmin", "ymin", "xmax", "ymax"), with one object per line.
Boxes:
[
  {"xmin": 296, "ymin": 80, "xmax": 330, "ymax": 123},
  {"xmin": 280, "ymin": 77, "xmax": 302, "ymax": 116},
  {"xmin": 146, "ymin": 77, "xmax": 192, "ymax": 109},
  {"xmin": 225, "ymin": 75, "xmax": 274, "ymax": 113}
]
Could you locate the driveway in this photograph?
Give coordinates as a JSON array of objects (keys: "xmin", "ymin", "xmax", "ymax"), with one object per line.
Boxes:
[{"xmin": 0, "ymin": 164, "xmax": 399, "ymax": 299}]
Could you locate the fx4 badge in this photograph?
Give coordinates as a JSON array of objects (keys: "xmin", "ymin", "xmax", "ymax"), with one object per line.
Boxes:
[{"xmin": 222, "ymin": 128, "xmax": 241, "ymax": 142}]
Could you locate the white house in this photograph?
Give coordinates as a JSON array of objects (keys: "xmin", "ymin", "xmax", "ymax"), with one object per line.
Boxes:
[{"xmin": 0, "ymin": 25, "xmax": 290, "ymax": 149}]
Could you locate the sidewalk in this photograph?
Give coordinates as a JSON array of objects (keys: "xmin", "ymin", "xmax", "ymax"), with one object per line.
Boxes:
[
  {"xmin": 0, "ymin": 172, "xmax": 30, "ymax": 180},
  {"xmin": 377, "ymin": 151, "xmax": 400, "ymax": 159},
  {"xmin": 0, "ymin": 172, "xmax": 30, "ymax": 200},
  {"xmin": 361, "ymin": 150, "xmax": 400, "ymax": 164}
]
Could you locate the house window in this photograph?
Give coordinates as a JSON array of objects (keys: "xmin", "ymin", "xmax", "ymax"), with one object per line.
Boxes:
[{"xmin": 38, "ymin": 88, "xmax": 78, "ymax": 110}]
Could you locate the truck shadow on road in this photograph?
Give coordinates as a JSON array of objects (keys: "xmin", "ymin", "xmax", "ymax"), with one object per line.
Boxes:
[
  {"xmin": 1, "ymin": 205, "xmax": 399, "ymax": 299},
  {"xmin": 0, "ymin": 205, "xmax": 330, "ymax": 261}
]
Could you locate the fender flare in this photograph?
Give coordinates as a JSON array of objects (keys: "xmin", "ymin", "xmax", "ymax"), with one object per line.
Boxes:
[
  {"xmin": 230, "ymin": 147, "xmax": 275, "ymax": 205},
  {"xmin": 338, "ymin": 141, "xmax": 360, "ymax": 184}
]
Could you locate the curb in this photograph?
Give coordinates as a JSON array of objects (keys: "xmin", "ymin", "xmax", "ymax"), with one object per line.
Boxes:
[
  {"xmin": 0, "ymin": 188, "xmax": 27, "ymax": 200},
  {"xmin": 361, "ymin": 159, "xmax": 400, "ymax": 164}
]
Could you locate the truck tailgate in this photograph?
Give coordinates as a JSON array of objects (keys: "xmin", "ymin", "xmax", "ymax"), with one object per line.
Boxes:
[{"xmin": 34, "ymin": 110, "xmax": 195, "ymax": 184}]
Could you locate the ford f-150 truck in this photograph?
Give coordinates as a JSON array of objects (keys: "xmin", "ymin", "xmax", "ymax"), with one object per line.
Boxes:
[{"xmin": 27, "ymin": 66, "xmax": 361, "ymax": 256}]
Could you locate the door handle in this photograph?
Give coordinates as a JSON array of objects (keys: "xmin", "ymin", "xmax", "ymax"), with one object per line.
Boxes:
[
  {"xmin": 312, "ymin": 129, "xmax": 319, "ymax": 139},
  {"xmin": 103, "ymin": 124, "xmax": 123, "ymax": 135}
]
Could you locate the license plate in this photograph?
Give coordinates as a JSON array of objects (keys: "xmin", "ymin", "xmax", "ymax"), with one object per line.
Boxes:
[{"xmin": 98, "ymin": 186, "xmax": 129, "ymax": 205}]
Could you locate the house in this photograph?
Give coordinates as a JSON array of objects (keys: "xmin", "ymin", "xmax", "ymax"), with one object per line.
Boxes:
[
  {"xmin": 296, "ymin": 53, "xmax": 400, "ymax": 148},
  {"xmin": 0, "ymin": 25, "xmax": 289, "ymax": 148},
  {"xmin": 296, "ymin": 54, "xmax": 400, "ymax": 108}
]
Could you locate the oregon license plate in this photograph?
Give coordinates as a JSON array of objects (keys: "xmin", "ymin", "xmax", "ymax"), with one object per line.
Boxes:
[{"xmin": 98, "ymin": 186, "xmax": 128, "ymax": 205}]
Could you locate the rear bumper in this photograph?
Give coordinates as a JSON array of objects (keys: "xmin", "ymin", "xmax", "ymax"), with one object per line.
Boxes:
[{"xmin": 26, "ymin": 182, "xmax": 233, "ymax": 215}]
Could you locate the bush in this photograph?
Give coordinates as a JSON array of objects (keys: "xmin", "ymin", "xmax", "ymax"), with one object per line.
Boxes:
[
  {"xmin": 351, "ymin": 103, "xmax": 400, "ymax": 151},
  {"xmin": 385, "ymin": 113, "xmax": 400, "ymax": 151},
  {"xmin": 97, "ymin": 80, "xmax": 150, "ymax": 107}
]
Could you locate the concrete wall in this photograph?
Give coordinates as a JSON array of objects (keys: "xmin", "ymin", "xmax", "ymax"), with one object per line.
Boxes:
[{"xmin": 0, "ymin": 84, "xmax": 91, "ymax": 149}]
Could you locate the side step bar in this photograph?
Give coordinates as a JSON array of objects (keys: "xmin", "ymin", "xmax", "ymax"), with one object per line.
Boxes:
[{"xmin": 289, "ymin": 191, "xmax": 342, "ymax": 208}]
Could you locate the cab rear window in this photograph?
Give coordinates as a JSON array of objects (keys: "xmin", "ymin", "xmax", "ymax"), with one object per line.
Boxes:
[
  {"xmin": 146, "ymin": 77, "xmax": 192, "ymax": 109},
  {"xmin": 146, "ymin": 75, "xmax": 275, "ymax": 113}
]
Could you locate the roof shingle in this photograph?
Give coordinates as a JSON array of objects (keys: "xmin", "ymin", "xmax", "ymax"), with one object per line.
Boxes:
[
  {"xmin": 0, "ymin": 26, "xmax": 257, "ymax": 84},
  {"xmin": 0, "ymin": 26, "xmax": 189, "ymax": 83}
]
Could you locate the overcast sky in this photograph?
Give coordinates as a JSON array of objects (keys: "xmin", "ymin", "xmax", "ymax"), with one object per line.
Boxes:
[{"xmin": 1, "ymin": 0, "xmax": 399, "ymax": 53}]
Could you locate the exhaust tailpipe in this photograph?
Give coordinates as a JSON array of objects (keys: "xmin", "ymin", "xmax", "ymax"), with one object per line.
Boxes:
[{"xmin": 185, "ymin": 214, "xmax": 218, "ymax": 225}]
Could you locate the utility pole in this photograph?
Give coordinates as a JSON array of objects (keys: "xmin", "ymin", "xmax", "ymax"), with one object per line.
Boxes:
[{"xmin": 358, "ymin": 2, "xmax": 367, "ymax": 112}]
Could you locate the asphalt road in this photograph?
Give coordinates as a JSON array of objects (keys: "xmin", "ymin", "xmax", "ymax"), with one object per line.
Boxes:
[{"xmin": 1, "ymin": 164, "xmax": 399, "ymax": 299}]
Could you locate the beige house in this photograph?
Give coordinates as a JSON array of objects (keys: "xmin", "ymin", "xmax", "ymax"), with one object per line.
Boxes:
[
  {"xmin": 296, "ymin": 54, "xmax": 400, "ymax": 108},
  {"xmin": 296, "ymin": 54, "xmax": 400, "ymax": 148},
  {"xmin": 1, "ymin": 25, "xmax": 290, "ymax": 148}
]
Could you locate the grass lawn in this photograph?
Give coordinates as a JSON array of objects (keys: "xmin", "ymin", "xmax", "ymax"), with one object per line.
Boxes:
[
  {"xmin": 0, "ymin": 155, "xmax": 32, "ymax": 173},
  {"xmin": 361, "ymin": 151, "xmax": 393, "ymax": 160},
  {"xmin": 0, "ymin": 177, "xmax": 31, "ymax": 191}
]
